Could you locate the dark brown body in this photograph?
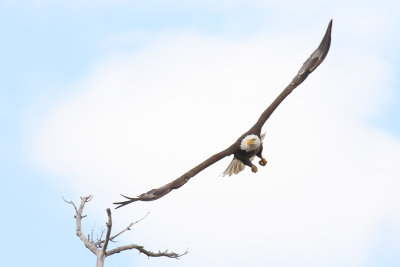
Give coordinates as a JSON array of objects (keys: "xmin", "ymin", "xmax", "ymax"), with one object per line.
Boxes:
[{"xmin": 233, "ymin": 136, "xmax": 264, "ymax": 168}]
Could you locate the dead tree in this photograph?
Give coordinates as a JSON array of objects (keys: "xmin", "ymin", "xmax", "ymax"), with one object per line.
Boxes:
[
  {"xmin": 115, "ymin": 20, "xmax": 333, "ymax": 208},
  {"xmin": 64, "ymin": 195, "xmax": 187, "ymax": 267}
]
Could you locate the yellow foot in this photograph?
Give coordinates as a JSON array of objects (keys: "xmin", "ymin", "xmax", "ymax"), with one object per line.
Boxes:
[
  {"xmin": 259, "ymin": 157, "xmax": 267, "ymax": 166},
  {"xmin": 251, "ymin": 165, "xmax": 258, "ymax": 173}
]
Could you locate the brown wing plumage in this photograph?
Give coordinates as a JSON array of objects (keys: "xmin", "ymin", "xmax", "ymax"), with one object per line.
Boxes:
[
  {"xmin": 114, "ymin": 20, "xmax": 332, "ymax": 209},
  {"xmin": 114, "ymin": 145, "xmax": 236, "ymax": 208},
  {"xmin": 248, "ymin": 19, "xmax": 332, "ymax": 135}
]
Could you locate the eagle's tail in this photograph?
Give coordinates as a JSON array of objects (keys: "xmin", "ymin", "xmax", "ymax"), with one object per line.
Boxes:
[{"xmin": 221, "ymin": 158, "xmax": 245, "ymax": 177}]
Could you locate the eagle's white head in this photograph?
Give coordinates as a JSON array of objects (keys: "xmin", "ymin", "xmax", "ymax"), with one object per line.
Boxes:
[{"xmin": 240, "ymin": 134, "xmax": 261, "ymax": 152}]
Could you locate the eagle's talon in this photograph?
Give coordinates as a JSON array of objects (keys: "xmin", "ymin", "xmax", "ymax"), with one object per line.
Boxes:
[
  {"xmin": 259, "ymin": 157, "xmax": 267, "ymax": 166},
  {"xmin": 251, "ymin": 165, "xmax": 258, "ymax": 173}
]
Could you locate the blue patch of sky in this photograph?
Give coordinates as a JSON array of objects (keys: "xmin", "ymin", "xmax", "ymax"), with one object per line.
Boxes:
[
  {"xmin": 376, "ymin": 75, "xmax": 400, "ymax": 137},
  {"xmin": 382, "ymin": 44, "xmax": 400, "ymax": 137},
  {"xmin": 370, "ymin": 26, "xmax": 400, "ymax": 138},
  {"xmin": 0, "ymin": 1, "xmax": 275, "ymax": 103},
  {"xmin": 365, "ymin": 220, "xmax": 400, "ymax": 267}
]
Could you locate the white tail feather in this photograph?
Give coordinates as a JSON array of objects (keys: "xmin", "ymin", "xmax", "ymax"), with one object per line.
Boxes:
[{"xmin": 221, "ymin": 158, "xmax": 245, "ymax": 177}]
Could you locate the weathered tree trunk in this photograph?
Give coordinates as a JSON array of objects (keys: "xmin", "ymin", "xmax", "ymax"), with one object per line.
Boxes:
[{"xmin": 96, "ymin": 253, "xmax": 105, "ymax": 267}]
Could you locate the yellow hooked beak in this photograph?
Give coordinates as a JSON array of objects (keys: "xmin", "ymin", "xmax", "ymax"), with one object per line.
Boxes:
[{"xmin": 247, "ymin": 139, "xmax": 254, "ymax": 146}]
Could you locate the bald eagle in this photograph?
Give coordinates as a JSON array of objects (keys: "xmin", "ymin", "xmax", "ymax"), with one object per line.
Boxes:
[
  {"xmin": 222, "ymin": 133, "xmax": 267, "ymax": 176},
  {"xmin": 114, "ymin": 20, "xmax": 332, "ymax": 208}
]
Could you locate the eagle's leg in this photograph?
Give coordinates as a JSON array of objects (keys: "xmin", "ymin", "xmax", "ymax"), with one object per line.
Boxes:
[
  {"xmin": 251, "ymin": 165, "xmax": 258, "ymax": 173},
  {"xmin": 256, "ymin": 145, "xmax": 267, "ymax": 166},
  {"xmin": 259, "ymin": 157, "xmax": 267, "ymax": 166},
  {"xmin": 240, "ymin": 157, "xmax": 258, "ymax": 173},
  {"xmin": 242, "ymin": 159, "xmax": 258, "ymax": 173}
]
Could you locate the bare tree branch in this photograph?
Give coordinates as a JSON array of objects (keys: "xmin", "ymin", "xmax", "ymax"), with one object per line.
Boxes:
[
  {"xmin": 110, "ymin": 212, "xmax": 150, "ymax": 242},
  {"xmin": 95, "ymin": 212, "xmax": 150, "ymax": 247},
  {"xmin": 64, "ymin": 195, "xmax": 98, "ymax": 255},
  {"xmin": 114, "ymin": 20, "xmax": 333, "ymax": 208},
  {"xmin": 62, "ymin": 196, "xmax": 78, "ymax": 215},
  {"xmin": 101, "ymin": 208, "xmax": 112, "ymax": 254},
  {"xmin": 106, "ymin": 244, "xmax": 188, "ymax": 258}
]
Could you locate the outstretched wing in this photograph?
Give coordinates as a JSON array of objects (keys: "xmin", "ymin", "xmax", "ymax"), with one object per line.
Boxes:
[
  {"xmin": 114, "ymin": 145, "xmax": 236, "ymax": 208},
  {"xmin": 114, "ymin": 20, "xmax": 332, "ymax": 208},
  {"xmin": 248, "ymin": 20, "xmax": 332, "ymax": 135}
]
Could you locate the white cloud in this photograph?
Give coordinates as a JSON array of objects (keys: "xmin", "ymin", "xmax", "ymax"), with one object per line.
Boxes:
[{"xmin": 26, "ymin": 19, "xmax": 400, "ymax": 267}]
